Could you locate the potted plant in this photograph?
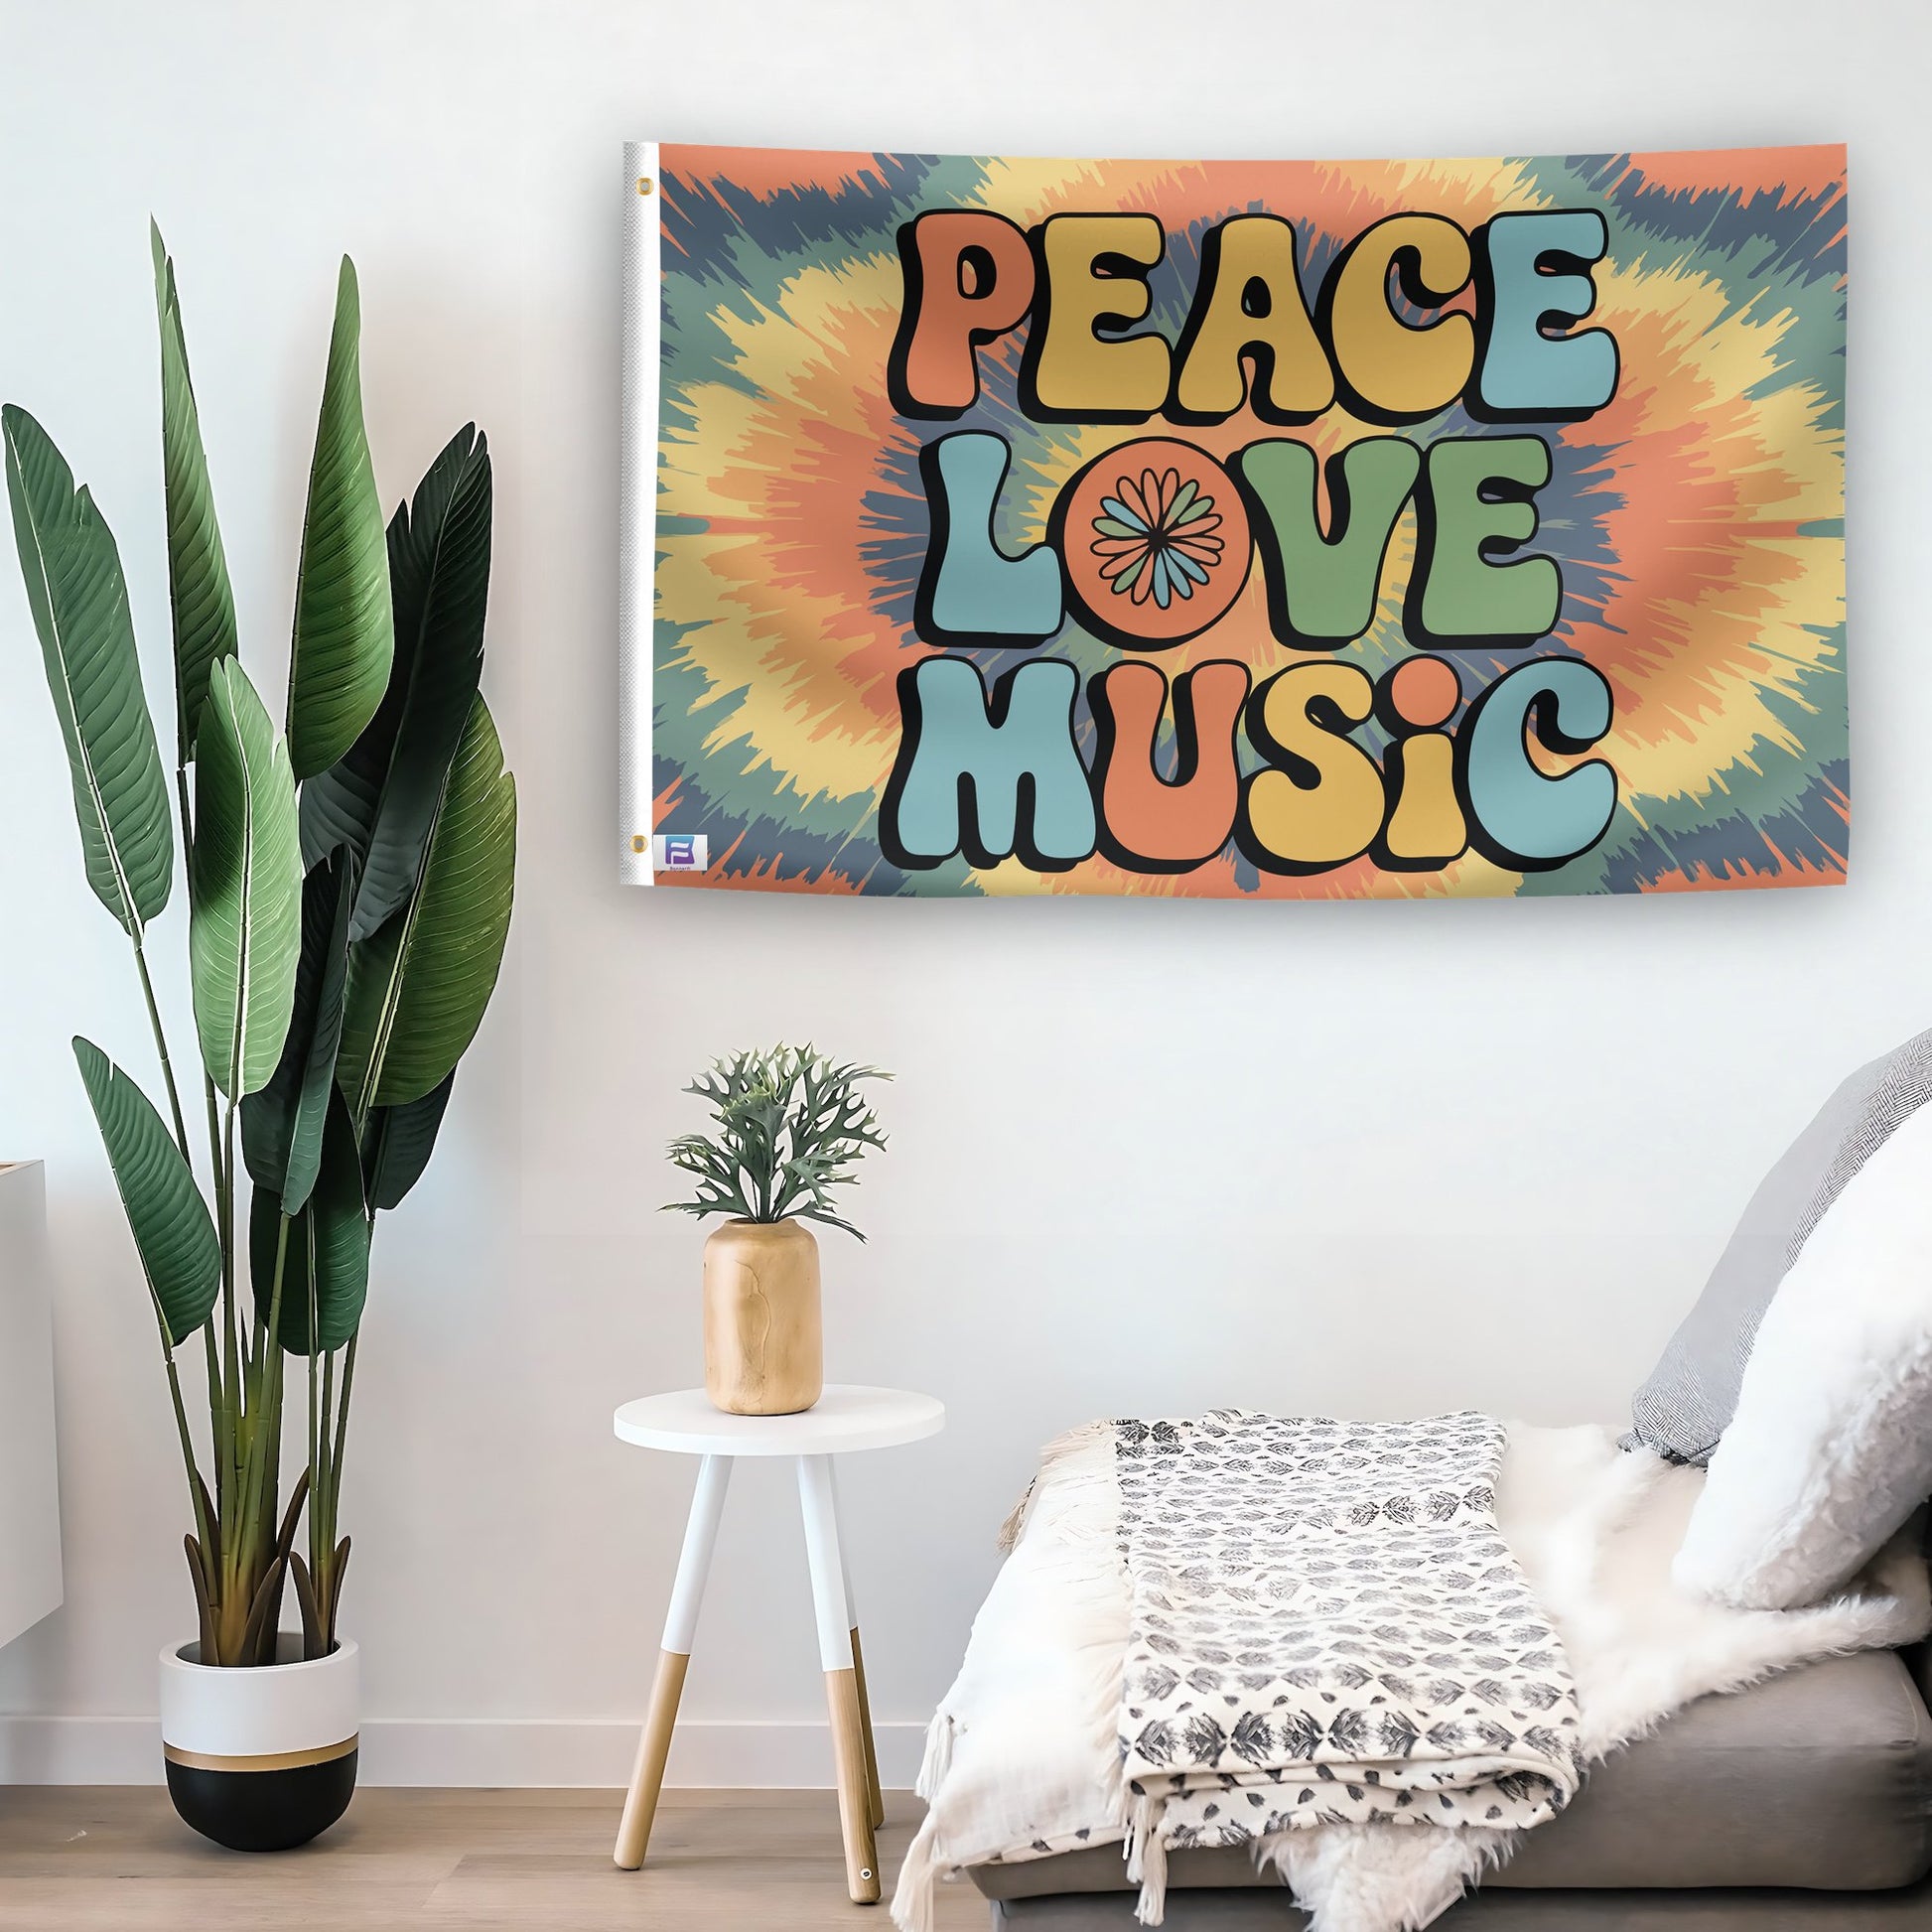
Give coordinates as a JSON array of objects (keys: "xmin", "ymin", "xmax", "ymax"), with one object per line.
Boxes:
[
  {"xmin": 3, "ymin": 226, "xmax": 514, "ymax": 1851},
  {"xmin": 665, "ymin": 1045, "xmax": 889, "ymax": 1415}
]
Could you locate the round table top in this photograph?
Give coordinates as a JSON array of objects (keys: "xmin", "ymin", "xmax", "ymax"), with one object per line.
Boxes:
[{"xmin": 613, "ymin": 1384, "xmax": 945, "ymax": 1457}]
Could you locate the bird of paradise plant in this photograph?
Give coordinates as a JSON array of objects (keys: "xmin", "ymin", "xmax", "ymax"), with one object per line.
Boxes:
[{"xmin": 3, "ymin": 226, "xmax": 514, "ymax": 1665}]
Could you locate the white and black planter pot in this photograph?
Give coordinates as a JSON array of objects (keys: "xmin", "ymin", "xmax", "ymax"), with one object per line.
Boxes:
[{"xmin": 159, "ymin": 1636, "xmax": 358, "ymax": 1852}]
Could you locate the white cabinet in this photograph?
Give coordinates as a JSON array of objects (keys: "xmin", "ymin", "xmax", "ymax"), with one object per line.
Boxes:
[{"xmin": 0, "ymin": 1163, "xmax": 62, "ymax": 1648}]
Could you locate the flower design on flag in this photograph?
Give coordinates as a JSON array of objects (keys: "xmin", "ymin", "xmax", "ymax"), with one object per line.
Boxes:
[{"xmin": 1091, "ymin": 467, "xmax": 1226, "ymax": 609}]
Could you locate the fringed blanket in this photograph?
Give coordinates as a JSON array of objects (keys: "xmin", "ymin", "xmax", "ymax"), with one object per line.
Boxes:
[
  {"xmin": 895, "ymin": 1420, "xmax": 1932, "ymax": 1932},
  {"xmin": 1112, "ymin": 1413, "xmax": 1582, "ymax": 1918}
]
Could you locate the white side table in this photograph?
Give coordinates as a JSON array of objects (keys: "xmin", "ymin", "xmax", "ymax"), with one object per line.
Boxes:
[{"xmin": 611, "ymin": 1384, "xmax": 945, "ymax": 1903}]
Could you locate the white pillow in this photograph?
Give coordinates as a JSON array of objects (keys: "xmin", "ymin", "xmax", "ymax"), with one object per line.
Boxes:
[{"xmin": 1672, "ymin": 1097, "xmax": 1932, "ymax": 1610}]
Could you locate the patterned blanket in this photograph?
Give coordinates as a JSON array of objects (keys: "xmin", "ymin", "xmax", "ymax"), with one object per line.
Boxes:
[
  {"xmin": 1114, "ymin": 1412, "xmax": 1584, "ymax": 1913},
  {"xmin": 896, "ymin": 1421, "xmax": 1928, "ymax": 1932}
]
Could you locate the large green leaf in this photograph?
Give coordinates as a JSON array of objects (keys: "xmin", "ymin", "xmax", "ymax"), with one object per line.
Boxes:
[
  {"xmin": 339, "ymin": 695, "xmax": 514, "ymax": 1114},
  {"xmin": 301, "ymin": 425, "xmax": 490, "ymax": 940},
  {"xmin": 151, "ymin": 223, "xmax": 237, "ymax": 762},
  {"xmin": 287, "ymin": 258, "xmax": 392, "ymax": 780},
  {"xmin": 73, "ymin": 1036, "xmax": 219, "ymax": 1347},
  {"xmin": 250, "ymin": 1087, "xmax": 369, "ymax": 1355},
  {"xmin": 241, "ymin": 848, "xmax": 354, "ymax": 1213},
  {"xmin": 361, "ymin": 1070, "xmax": 455, "ymax": 1211},
  {"xmin": 190, "ymin": 658, "xmax": 302, "ymax": 1099},
  {"xmin": 3, "ymin": 405, "xmax": 174, "ymax": 936}
]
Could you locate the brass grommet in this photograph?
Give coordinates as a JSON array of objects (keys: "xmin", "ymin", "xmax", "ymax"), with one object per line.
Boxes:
[{"xmin": 636, "ymin": 176, "xmax": 654, "ymax": 197}]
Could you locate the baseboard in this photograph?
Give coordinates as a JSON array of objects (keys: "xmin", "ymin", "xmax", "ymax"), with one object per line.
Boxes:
[{"xmin": 0, "ymin": 1715, "xmax": 929, "ymax": 1788}]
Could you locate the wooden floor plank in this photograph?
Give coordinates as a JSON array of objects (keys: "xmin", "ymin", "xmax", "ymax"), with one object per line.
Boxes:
[{"xmin": 0, "ymin": 1788, "xmax": 984, "ymax": 1930}]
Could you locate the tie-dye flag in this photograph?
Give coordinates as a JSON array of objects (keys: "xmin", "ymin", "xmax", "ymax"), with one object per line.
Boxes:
[{"xmin": 620, "ymin": 142, "xmax": 1847, "ymax": 899}]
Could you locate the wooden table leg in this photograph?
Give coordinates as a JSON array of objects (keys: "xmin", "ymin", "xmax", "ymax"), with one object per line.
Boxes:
[
  {"xmin": 615, "ymin": 1453, "xmax": 733, "ymax": 1869},
  {"xmin": 798, "ymin": 1453, "xmax": 881, "ymax": 1904},
  {"xmin": 848, "ymin": 1625, "xmax": 885, "ymax": 1831},
  {"xmin": 828, "ymin": 1462, "xmax": 885, "ymax": 1830}
]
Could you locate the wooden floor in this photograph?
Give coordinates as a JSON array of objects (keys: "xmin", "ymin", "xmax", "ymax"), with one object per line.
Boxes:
[{"xmin": 0, "ymin": 1787, "xmax": 987, "ymax": 1930}]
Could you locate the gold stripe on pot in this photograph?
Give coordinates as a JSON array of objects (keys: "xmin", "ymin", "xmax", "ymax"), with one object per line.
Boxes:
[{"xmin": 163, "ymin": 1735, "xmax": 358, "ymax": 1774}]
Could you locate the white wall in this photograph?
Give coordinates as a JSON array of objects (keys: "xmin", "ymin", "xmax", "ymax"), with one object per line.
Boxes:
[{"xmin": 0, "ymin": 0, "xmax": 1924, "ymax": 1785}]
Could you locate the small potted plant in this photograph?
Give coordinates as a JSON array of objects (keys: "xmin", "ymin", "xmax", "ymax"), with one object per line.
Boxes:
[
  {"xmin": 4, "ymin": 228, "xmax": 514, "ymax": 1851},
  {"xmin": 665, "ymin": 1045, "xmax": 889, "ymax": 1415}
]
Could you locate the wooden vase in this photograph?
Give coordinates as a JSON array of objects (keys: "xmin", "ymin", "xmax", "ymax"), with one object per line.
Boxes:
[{"xmin": 702, "ymin": 1218, "xmax": 823, "ymax": 1416}]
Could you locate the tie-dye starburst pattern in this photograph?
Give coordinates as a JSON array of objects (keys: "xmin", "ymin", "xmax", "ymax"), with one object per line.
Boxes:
[{"xmin": 645, "ymin": 145, "xmax": 1847, "ymax": 898}]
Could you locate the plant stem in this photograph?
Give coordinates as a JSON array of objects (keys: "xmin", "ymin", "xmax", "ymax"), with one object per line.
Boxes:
[
  {"xmin": 215, "ymin": 1095, "xmax": 243, "ymax": 1589},
  {"xmin": 129, "ymin": 937, "xmax": 191, "ymax": 1168},
  {"xmin": 219, "ymin": 1212, "xmax": 288, "ymax": 1662},
  {"xmin": 162, "ymin": 1352, "xmax": 211, "ymax": 1555},
  {"xmin": 313, "ymin": 1345, "xmax": 337, "ymax": 1621},
  {"xmin": 307, "ymin": 1329, "xmax": 321, "ymax": 1546},
  {"xmin": 201, "ymin": 1076, "xmax": 230, "ymax": 1521},
  {"xmin": 319, "ymin": 1334, "xmax": 355, "ymax": 1650},
  {"xmin": 331, "ymin": 1332, "xmax": 356, "ymax": 1497},
  {"xmin": 219, "ymin": 1096, "xmax": 239, "ymax": 1428},
  {"xmin": 240, "ymin": 1214, "xmax": 290, "ymax": 1572},
  {"xmin": 126, "ymin": 767, "xmax": 225, "ymax": 1645},
  {"xmin": 175, "ymin": 764, "xmax": 194, "ymax": 854}
]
